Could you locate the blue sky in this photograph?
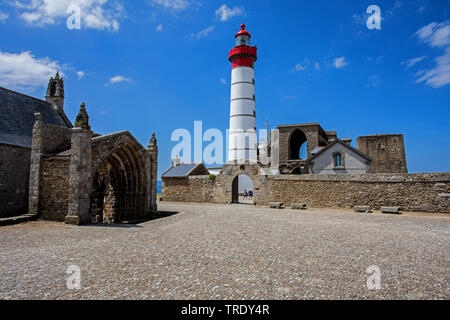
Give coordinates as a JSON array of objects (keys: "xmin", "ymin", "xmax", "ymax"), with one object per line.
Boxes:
[{"xmin": 0, "ymin": 0, "xmax": 449, "ymax": 177}]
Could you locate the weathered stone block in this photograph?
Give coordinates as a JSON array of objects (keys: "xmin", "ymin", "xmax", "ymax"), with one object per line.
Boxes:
[
  {"xmin": 381, "ymin": 207, "xmax": 401, "ymax": 214},
  {"xmin": 269, "ymin": 202, "xmax": 284, "ymax": 209},
  {"xmin": 438, "ymin": 193, "xmax": 450, "ymax": 199},
  {"xmin": 354, "ymin": 206, "xmax": 371, "ymax": 213},
  {"xmin": 292, "ymin": 203, "xmax": 307, "ymax": 210}
]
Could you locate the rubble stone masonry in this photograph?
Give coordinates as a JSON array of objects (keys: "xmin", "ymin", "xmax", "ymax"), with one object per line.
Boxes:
[
  {"xmin": 162, "ymin": 176, "xmax": 215, "ymax": 203},
  {"xmin": 269, "ymin": 173, "xmax": 450, "ymax": 213},
  {"xmin": 162, "ymin": 171, "xmax": 450, "ymax": 213}
]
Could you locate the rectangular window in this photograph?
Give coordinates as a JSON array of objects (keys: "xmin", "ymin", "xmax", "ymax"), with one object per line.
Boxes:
[{"xmin": 334, "ymin": 153, "xmax": 343, "ymax": 167}]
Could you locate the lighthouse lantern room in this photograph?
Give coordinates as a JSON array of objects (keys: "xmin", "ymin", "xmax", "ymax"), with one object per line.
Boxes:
[{"xmin": 228, "ymin": 24, "xmax": 258, "ymax": 164}]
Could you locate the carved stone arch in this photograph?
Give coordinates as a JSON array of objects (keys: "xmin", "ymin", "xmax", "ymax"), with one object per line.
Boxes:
[{"xmin": 90, "ymin": 133, "xmax": 149, "ymax": 223}]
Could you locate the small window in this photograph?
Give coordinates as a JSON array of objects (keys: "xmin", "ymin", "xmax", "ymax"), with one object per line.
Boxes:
[{"xmin": 334, "ymin": 153, "xmax": 343, "ymax": 168}]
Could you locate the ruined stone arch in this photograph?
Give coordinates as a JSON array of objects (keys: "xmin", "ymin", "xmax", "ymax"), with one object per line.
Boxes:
[
  {"xmin": 91, "ymin": 134, "xmax": 148, "ymax": 223},
  {"xmin": 289, "ymin": 129, "xmax": 308, "ymax": 160}
]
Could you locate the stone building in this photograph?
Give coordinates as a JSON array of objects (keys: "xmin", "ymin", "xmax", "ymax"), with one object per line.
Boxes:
[
  {"xmin": 0, "ymin": 74, "xmax": 72, "ymax": 218},
  {"xmin": 357, "ymin": 134, "xmax": 408, "ymax": 173},
  {"xmin": 306, "ymin": 140, "xmax": 373, "ymax": 175},
  {"xmin": 0, "ymin": 73, "xmax": 158, "ymax": 224}
]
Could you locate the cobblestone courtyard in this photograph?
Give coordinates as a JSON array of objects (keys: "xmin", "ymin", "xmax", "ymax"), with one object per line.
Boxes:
[{"xmin": 0, "ymin": 202, "xmax": 449, "ymax": 300}]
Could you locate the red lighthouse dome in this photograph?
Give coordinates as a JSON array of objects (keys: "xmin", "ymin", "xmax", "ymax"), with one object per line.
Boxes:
[
  {"xmin": 235, "ymin": 24, "xmax": 251, "ymax": 39},
  {"xmin": 229, "ymin": 24, "xmax": 257, "ymax": 69}
]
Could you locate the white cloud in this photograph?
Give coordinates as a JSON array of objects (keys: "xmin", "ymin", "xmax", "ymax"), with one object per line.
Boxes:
[
  {"xmin": 107, "ymin": 75, "xmax": 132, "ymax": 85},
  {"xmin": 220, "ymin": 78, "xmax": 226, "ymax": 85},
  {"xmin": 388, "ymin": 1, "xmax": 403, "ymax": 15},
  {"xmin": 415, "ymin": 21, "xmax": 450, "ymax": 48},
  {"xmin": 0, "ymin": 51, "xmax": 62, "ymax": 92},
  {"xmin": 215, "ymin": 4, "xmax": 244, "ymax": 22},
  {"xmin": 333, "ymin": 57, "xmax": 347, "ymax": 69},
  {"xmin": 413, "ymin": 21, "xmax": 450, "ymax": 88},
  {"xmin": 401, "ymin": 56, "xmax": 426, "ymax": 68},
  {"xmin": 292, "ymin": 63, "xmax": 308, "ymax": 72},
  {"xmin": 156, "ymin": 24, "xmax": 163, "ymax": 31},
  {"xmin": 0, "ymin": 12, "xmax": 9, "ymax": 22},
  {"xmin": 416, "ymin": 47, "xmax": 450, "ymax": 88},
  {"xmin": 151, "ymin": 0, "xmax": 192, "ymax": 11},
  {"xmin": 365, "ymin": 74, "xmax": 381, "ymax": 88},
  {"xmin": 314, "ymin": 62, "xmax": 320, "ymax": 70},
  {"xmin": 76, "ymin": 71, "xmax": 85, "ymax": 79},
  {"xmin": 10, "ymin": 0, "xmax": 124, "ymax": 31},
  {"xmin": 191, "ymin": 26, "xmax": 214, "ymax": 38}
]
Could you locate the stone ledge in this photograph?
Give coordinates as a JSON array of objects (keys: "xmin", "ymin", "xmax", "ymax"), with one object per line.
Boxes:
[
  {"xmin": 292, "ymin": 203, "xmax": 307, "ymax": 210},
  {"xmin": 269, "ymin": 202, "xmax": 284, "ymax": 209},
  {"xmin": 0, "ymin": 213, "xmax": 38, "ymax": 226},
  {"xmin": 381, "ymin": 207, "xmax": 401, "ymax": 214},
  {"xmin": 354, "ymin": 206, "xmax": 371, "ymax": 213}
]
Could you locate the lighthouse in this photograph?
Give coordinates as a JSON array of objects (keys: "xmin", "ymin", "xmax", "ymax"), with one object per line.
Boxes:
[{"xmin": 228, "ymin": 24, "xmax": 258, "ymax": 164}]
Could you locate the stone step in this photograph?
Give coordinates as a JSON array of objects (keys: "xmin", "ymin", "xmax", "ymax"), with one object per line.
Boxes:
[
  {"xmin": 381, "ymin": 207, "xmax": 401, "ymax": 214},
  {"xmin": 0, "ymin": 213, "xmax": 38, "ymax": 226},
  {"xmin": 354, "ymin": 206, "xmax": 371, "ymax": 213}
]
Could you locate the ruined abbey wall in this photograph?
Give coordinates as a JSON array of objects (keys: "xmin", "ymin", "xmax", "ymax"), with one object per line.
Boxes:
[
  {"xmin": 162, "ymin": 170, "xmax": 450, "ymax": 213},
  {"xmin": 268, "ymin": 173, "xmax": 450, "ymax": 213},
  {"xmin": 162, "ymin": 176, "xmax": 215, "ymax": 203},
  {"xmin": 0, "ymin": 144, "xmax": 31, "ymax": 217},
  {"xmin": 39, "ymin": 156, "xmax": 70, "ymax": 221}
]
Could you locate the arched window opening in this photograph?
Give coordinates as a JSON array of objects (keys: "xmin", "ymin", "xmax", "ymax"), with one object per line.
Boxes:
[{"xmin": 290, "ymin": 130, "xmax": 308, "ymax": 160}]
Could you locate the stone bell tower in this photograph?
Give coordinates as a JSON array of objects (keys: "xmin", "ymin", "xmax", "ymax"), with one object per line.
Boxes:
[{"xmin": 46, "ymin": 71, "xmax": 65, "ymax": 111}]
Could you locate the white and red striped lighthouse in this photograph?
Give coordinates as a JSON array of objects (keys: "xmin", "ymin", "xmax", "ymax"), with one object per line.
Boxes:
[{"xmin": 228, "ymin": 24, "xmax": 258, "ymax": 164}]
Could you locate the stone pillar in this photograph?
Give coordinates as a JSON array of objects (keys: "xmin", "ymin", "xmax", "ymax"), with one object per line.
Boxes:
[
  {"xmin": 146, "ymin": 132, "xmax": 158, "ymax": 216},
  {"xmin": 28, "ymin": 113, "xmax": 44, "ymax": 215},
  {"xmin": 65, "ymin": 103, "xmax": 93, "ymax": 225}
]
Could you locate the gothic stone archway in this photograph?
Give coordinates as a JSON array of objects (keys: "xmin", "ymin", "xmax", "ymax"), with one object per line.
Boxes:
[{"xmin": 91, "ymin": 133, "xmax": 150, "ymax": 224}]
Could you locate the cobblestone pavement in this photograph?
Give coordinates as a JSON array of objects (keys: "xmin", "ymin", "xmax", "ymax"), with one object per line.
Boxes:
[{"xmin": 0, "ymin": 202, "xmax": 449, "ymax": 300}]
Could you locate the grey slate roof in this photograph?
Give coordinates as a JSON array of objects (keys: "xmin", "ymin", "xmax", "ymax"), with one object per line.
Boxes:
[
  {"xmin": 162, "ymin": 164, "xmax": 207, "ymax": 178},
  {"xmin": 0, "ymin": 87, "xmax": 71, "ymax": 148}
]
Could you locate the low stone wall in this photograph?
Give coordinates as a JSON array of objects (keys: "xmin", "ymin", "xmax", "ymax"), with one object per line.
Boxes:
[
  {"xmin": 269, "ymin": 173, "xmax": 450, "ymax": 213},
  {"xmin": 39, "ymin": 156, "xmax": 70, "ymax": 221},
  {"xmin": 162, "ymin": 176, "xmax": 215, "ymax": 203},
  {"xmin": 0, "ymin": 144, "xmax": 31, "ymax": 217}
]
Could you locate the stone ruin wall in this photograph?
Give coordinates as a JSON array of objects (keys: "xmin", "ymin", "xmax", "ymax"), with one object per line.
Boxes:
[
  {"xmin": 162, "ymin": 170, "xmax": 450, "ymax": 213},
  {"xmin": 268, "ymin": 173, "xmax": 450, "ymax": 213},
  {"xmin": 0, "ymin": 145, "xmax": 31, "ymax": 217},
  {"xmin": 162, "ymin": 176, "xmax": 215, "ymax": 203},
  {"xmin": 39, "ymin": 156, "xmax": 70, "ymax": 221}
]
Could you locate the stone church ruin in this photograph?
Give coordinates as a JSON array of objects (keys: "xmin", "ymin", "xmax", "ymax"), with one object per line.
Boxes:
[{"xmin": 0, "ymin": 73, "xmax": 158, "ymax": 224}]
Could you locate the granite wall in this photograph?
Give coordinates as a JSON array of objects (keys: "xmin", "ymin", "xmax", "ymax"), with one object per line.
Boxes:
[
  {"xmin": 162, "ymin": 168, "xmax": 450, "ymax": 213},
  {"xmin": 269, "ymin": 173, "xmax": 450, "ymax": 213},
  {"xmin": 0, "ymin": 144, "xmax": 31, "ymax": 217},
  {"xmin": 39, "ymin": 156, "xmax": 70, "ymax": 221},
  {"xmin": 162, "ymin": 176, "xmax": 215, "ymax": 203}
]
